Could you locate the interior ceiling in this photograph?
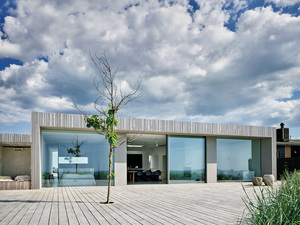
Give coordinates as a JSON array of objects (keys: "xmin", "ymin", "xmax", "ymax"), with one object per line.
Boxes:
[
  {"xmin": 127, "ymin": 134, "xmax": 166, "ymax": 147},
  {"xmin": 42, "ymin": 131, "xmax": 103, "ymax": 144},
  {"xmin": 42, "ymin": 131, "xmax": 167, "ymax": 148}
]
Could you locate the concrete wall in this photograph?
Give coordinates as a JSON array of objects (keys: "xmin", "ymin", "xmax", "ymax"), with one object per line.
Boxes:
[
  {"xmin": 206, "ymin": 137, "xmax": 217, "ymax": 183},
  {"xmin": 261, "ymin": 138, "xmax": 277, "ymax": 179},
  {"xmin": 31, "ymin": 112, "xmax": 277, "ymax": 188},
  {"xmin": 2, "ymin": 147, "xmax": 31, "ymax": 177},
  {"xmin": 114, "ymin": 135, "xmax": 127, "ymax": 186}
]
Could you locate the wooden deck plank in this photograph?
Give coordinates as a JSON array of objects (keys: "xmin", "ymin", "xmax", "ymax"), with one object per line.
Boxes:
[
  {"xmin": 49, "ymin": 187, "xmax": 59, "ymax": 225},
  {"xmin": 0, "ymin": 190, "xmax": 32, "ymax": 221},
  {"xmin": 38, "ymin": 187, "xmax": 55, "ymax": 224},
  {"xmin": 0, "ymin": 190, "xmax": 39, "ymax": 224},
  {"xmin": 65, "ymin": 187, "xmax": 90, "ymax": 224},
  {"xmin": 75, "ymin": 186, "xmax": 111, "ymax": 225},
  {"xmin": 84, "ymin": 187, "xmax": 144, "ymax": 225},
  {"xmin": 69, "ymin": 186, "xmax": 108, "ymax": 225},
  {"xmin": 11, "ymin": 189, "xmax": 46, "ymax": 225},
  {"xmin": 0, "ymin": 182, "xmax": 277, "ymax": 225},
  {"xmin": 27, "ymin": 188, "xmax": 51, "ymax": 224},
  {"xmin": 61, "ymin": 187, "xmax": 79, "ymax": 225}
]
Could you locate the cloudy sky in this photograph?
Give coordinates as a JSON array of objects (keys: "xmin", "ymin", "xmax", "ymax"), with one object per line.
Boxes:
[{"xmin": 1, "ymin": 0, "xmax": 300, "ymax": 137}]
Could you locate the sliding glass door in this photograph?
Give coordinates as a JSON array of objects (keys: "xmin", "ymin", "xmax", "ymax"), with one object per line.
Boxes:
[
  {"xmin": 41, "ymin": 130, "xmax": 110, "ymax": 187},
  {"xmin": 169, "ymin": 136, "xmax": 205, "ymax": 184},
  {"xmin": 217, "ymin": 138, "xmax": 261, "ymax": 181}
]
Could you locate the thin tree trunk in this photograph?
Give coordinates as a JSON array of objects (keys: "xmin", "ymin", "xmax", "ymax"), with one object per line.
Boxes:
[
  {"xmin": 106, "ymin": 110, "xmax": 115, "ymax": 203},
  {"xmin": 107, "ymin": 145, "xmax": 112, "ymax": 203}
]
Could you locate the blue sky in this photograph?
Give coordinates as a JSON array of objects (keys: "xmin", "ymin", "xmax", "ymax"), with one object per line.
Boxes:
[{"xmin": 1, "ymin": 0, "xmax": 300, "ymax": 137}]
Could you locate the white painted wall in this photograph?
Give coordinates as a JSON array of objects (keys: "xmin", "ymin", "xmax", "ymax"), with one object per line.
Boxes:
[
  {"xmin": 114, "ymin": 135, "xmax": 127, "ymax": 186},
  {"xmin": 150, "ymin": 147, "xmax": 166, "ymax": 171}
]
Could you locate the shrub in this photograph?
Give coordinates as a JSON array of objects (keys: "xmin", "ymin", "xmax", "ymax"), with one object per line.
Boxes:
[{"xmin": 239, "ymin": 170, "xmax": 300, "ymax": 224}]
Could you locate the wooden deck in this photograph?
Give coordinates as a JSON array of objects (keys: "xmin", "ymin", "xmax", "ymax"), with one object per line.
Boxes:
[{"xmin": 0, "ymin": 182, "xmax": 275, "ymax": 225}]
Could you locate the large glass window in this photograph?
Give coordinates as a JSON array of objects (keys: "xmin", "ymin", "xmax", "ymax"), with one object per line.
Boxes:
[
  {"xmin": 127, "ymin": 134, "xmax": 167, "ymax": 184},
  {"xmin": 41, "ymin": 130, "xmax": 111, "ymax": 187},
  {"xmin": 217, "ymin": 139, "xmax": 261, "ymax": 181},
  {"xmin": 169, "ymin": 136, "xmax": 205, "ymax": 184}
]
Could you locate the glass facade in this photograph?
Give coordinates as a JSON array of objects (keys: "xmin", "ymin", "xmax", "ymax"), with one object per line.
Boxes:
[
  {"xmin": 217, "ymin": 138, "xmax": 261, "ymax": 181},
  {"xmin": 169, "ymin": 136, "xmax": 205, "ymax": 183},
  {"xmin": 127, "ymin": 134, "xmax": 167, "ymax": 184},
  {"xmin": 41, "ymin": 130, "xmax": 111, "ymax": 187}
]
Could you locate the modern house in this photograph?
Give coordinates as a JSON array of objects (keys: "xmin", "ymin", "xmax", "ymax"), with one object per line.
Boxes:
[
  {"xmin": 276, "ymin": 123, "xmax": 300, "ymax": 178},
  {"xmin": 0, "ymin": 112, "xmax": 277, "ymax": 189}
]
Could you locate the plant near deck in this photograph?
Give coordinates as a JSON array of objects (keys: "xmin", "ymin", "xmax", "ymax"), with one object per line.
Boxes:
[
  {"xmin": 85, "ymin": 104, "xmax": 119, "ymax": 203},
  {"xmin": 75, "ymin": 52, "xmax": 141, "ymax": 204},
  {"xmin": 239, "ymin": 170, "xmax": 300, "ymax": 224}
]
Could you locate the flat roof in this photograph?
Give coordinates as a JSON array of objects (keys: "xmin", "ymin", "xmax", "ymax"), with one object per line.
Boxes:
[{"xmin": 0, "ymin": 133, "xmax": 31, "ymax": 146}]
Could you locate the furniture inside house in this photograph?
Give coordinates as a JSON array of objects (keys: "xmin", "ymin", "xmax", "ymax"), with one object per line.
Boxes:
[
  {"xmin": 127, "ymin": 169, "xmax": 165, "ymax": 183},
  {"xmin": 0, "ymin": 175, "xmax": 31, "ymax": 190},
  {"xmin": 58, "ymin": 168, "xmax": 96, "ymax": 186}
]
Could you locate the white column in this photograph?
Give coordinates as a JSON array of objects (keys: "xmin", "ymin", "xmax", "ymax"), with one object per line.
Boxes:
[
  {"xmin": 114, "ymin": 134, "xmax": 127, "ymax": 186},
  {"xmin": 206, "ymin": 137, "xmax": 217, "ymax": 183},
  {"xmin": 31, "ymin": 112, "xmax": 42, "ymax": 189},
  {"xmin": 261, "ymin": 138, "xmax": 276, "ymax": 180}
]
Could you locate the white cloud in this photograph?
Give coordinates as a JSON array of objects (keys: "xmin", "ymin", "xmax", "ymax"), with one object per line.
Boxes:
[
  {"xmin": 0, "ymin": 33, "xmax": 21, "ymax": 58},
  {"xmin": 1, "ymin": 1, "xmax": 300, "ymax": 133},
  {"xmin": 265, "ymin": 0, "xmax": 300, "ymax": 7}
]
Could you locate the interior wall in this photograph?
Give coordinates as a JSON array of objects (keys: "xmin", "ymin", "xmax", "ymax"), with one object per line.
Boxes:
[
  {"xmin": 127, "ymin": 150, "xmax": 149, "ymax": 169},
  {"xmin": 127, "ymin": 147, "xmax": 166, "ymax": 171},
  {"xmin": 150, "ymin": 147, "xmax": 166, "ymax": 171},
  {"xmin": 2, "ymin": 147, "xmax": 31, "ymax": 177}
]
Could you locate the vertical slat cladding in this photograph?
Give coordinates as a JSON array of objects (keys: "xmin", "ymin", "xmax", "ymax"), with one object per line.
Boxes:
[
  {"xmin": 29, "ymin": 112, "xmax": 276, "ymax": 138},
  {"xmin": 167, "ymin": 120, "xmax": 172, "ymax": 133},
  {"xmin": 138, "ymin": 118, "xmax": 143, "ymax": 131},
  {"xmin": 190, "ymin": 122, "xmax": 195, "ymax": 134},
  {"xmin": 166, "ymin": 120, "xmax": 170, "ymax": 133},
  {"xmin": 161, "ymin": 120, "xmax": 166, "ymax": 132},
  {"xmin": 146, "ymin": 118, "xmax": 150, "ymax": 131},
  {"xmin": 182, "ymin": 122, "xmax": 187, "ymax": 133},
  {"xmin": 212, "ymin": 123, "xmax": 217, "ymax": 135},
  {"xmin": 125, "ymin": 117, "xmax": 129, "ymax": 130},
  {"xmin": 175, "ymin": 121, "xmax": 181, "ymax": 133},
  {"xmin": 208, "ymin": 123, "xmax": 212, "ymax": 134},
  {"xmin": 0, "ymin": 133, "xmax": 31, "ymax": 143},
  {"xmin": 197, "ymin": 122, "xmax": 203, "ymax": 134}
]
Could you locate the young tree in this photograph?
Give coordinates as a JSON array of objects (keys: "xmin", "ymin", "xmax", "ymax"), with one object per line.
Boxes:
[{"xmin": 78, "ymin": 52, "xmax": 142, "ymax": 204}]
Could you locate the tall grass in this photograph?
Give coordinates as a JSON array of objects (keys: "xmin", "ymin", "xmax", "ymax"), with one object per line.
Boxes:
[{"xmin": 239, "ymin": 170, "xmax": 300, "ymax": 224}]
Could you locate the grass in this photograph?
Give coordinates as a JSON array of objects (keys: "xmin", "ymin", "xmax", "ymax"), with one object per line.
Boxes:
[{"xmin": 239, "ymin": 170, "xmax": 300, "ymax": 224}]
